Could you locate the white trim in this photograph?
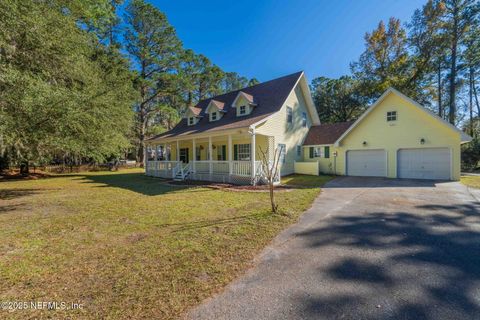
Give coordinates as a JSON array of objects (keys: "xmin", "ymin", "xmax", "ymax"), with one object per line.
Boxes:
[
  {"xmin": 334, "ymin": 87, "xmax": 471, "ymax": 146},
  {"xmin": 345, "ymin": 149, "xmax": 387, "ymax": 177},
  {"xmin": 396, "ymin": 147, "xmax": 452, "ymax": 180},
  {"xmin": 231, "ymin": 91, "xmax": 255, "ymax": 108}
]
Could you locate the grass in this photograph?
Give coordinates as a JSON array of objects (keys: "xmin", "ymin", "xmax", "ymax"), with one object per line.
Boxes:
[
  {"xmin": 282, "ymin": 174, "xmax": 333, "ymax": 187},
  {"xmin": 461, "ymin": 175, "xmax": 480, "ymax": 189},
  {"xmin": 0, "ymin": 169, "xmax": 331, "ymax": 319}
]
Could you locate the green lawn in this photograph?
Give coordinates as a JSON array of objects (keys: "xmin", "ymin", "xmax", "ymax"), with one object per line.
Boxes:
[
  {"xmin": 0, "ymin": 170, "xmax": 331, "ymax": 319},
  {"xmin": 461, "ymin": 175, "xmax": 480, "ymax": 189}
]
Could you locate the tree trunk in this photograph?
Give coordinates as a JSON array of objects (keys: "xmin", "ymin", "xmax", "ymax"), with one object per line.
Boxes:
[
  {"xmin": 473, "ymin": 76, "xmax": 480, "ymax": 116},
  {"xmin": 20, "ymin": 161, "xmax": 29, "ymax": 175},
  {"xmin": 448, "ymin": 7, "xmax": 459, "ymax": 125},
  {"xmin": 470, "ymin": 67, "xmax": 474, "ymax": 137},
  {"xmin": 438, "ymin": 60, "xmax": 443, "ymax": 118}
]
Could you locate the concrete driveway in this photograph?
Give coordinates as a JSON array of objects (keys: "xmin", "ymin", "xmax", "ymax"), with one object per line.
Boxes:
[{"xmin": 188, "ymin": 177, "xmax": 480, "ymax": 320}]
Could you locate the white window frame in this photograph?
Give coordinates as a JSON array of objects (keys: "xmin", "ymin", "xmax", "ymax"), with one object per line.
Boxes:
[
  {"xmin": 302, "ymin": 112, "xmax": 307, "ymax": 127},
  {"xmin": 313, "ymin": 147, "xmax": 323, "ymax": 158},
  {"xmin": 278, "ymin": 144, "xmax": 286, "ymax": 164},
  {"xmin": 210, "ymin": 111, "xmax": 218, "ymax": 121},
  {"xmin": 188, "ymin": 117, "xmax": 195, "ymax": 125},
  {"xmin": 296, "ymin": 145, "xmax": 302, "ymax": 157},
  {"xmin": 239, "ymin": 105, "xmax": 247, "ymax": 115},
  {"xmin": 286, "ymin": 106, "xmax": 293, "ymax": 124},
  {"xmin": 237, "ymin": 144, "xmax": 251, "ymax": 161},
  {"xmin": 387, "ymin": 111, "xmax": 397, "ymax": 122}
]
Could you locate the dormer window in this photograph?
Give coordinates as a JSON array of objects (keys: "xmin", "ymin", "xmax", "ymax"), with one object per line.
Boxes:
[
  {"xmin": 210, "ymin": 111, "xmax": 218, "ymax": 121},
  {"xmin": 232, "ymin": 91, "xmax": 256, "ymax": 117},
  {"xmin": 188, "ymin": 117, "xmax": 195, "ymax": 125},
  {"xmin": 239, "ymin": 105, "xmax": 246, "ymax": 115}
]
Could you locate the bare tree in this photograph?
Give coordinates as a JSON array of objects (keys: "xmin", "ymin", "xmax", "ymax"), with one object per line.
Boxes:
[{"xmin": 259, "ymin": 146, "xmax": 282, "ymax": 214}]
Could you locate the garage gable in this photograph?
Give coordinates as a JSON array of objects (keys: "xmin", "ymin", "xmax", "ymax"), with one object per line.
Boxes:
[{"xmin": 334, "ymin": 88, "xmax": 471, "ymax": 147}]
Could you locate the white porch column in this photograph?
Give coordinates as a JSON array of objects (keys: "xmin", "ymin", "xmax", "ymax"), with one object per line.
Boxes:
[
  {"xmin": 163, "ymin": 143, "xmax": 167, "ymax": 160},
  {"xmin": 208, "ymin": 136, "xmax": 213, "ymax": 174},
  {"xmin": 192, "ymin": 138, "xmax": 196, "ymax": 173},
  {"xmin": 251, "ymin": 128, "xmax": 256, "ymax": 185},
  {"xmin": 228, "ymin": 134, "xmax": 233, "ymax": 175},
  {"xmin": 176, "ymin": 140, "xmax": 180, "ymax": 162}
]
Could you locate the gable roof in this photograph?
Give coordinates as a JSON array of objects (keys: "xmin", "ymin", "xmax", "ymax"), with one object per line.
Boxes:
[
  {"xmin": 207, "ymin": 99, "xmax": 226, "ymax": 111},
  {"xmin": 148, "ymin": 71, "xmax": 307, "ymax": 141},
  {"xmin": 334, "ymin": 87, "xmax": 472, "ymax": 146},
  {"xmin": 231, "ymin": 91, "xmax": 255, "ymax": 107},
  {"xmin": 303, "ymin": 122, "xmax": 354, "ymax": 146},
  {"xmin": 187, "ymin": 106, "xmax": 202, "ymax": 116}
]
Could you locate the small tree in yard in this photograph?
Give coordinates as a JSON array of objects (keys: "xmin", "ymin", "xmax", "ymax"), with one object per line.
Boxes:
[{"xmin": 259, "ymin": 146, "xmax": 283, "ymax": 215}]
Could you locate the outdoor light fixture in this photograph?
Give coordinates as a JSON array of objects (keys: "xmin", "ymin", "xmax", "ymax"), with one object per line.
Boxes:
[
  {"xmin": 199, "ymin": 145, "xmax": 204, "ymax": 150},
  {"xmin": 420, "ymin": 138, "xmax": 425, "ymax": 145},
  {"xmin": 362, "ymin": 141, "xmax": 367, "ymax": 146},
  {"xmin": 212, "ymin": 145, "xmax": 216, "ymax": 149}
]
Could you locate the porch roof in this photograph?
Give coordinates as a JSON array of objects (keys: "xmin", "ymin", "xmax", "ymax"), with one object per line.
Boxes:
[{"xmin": 148, "ymin": 71, "xmax": 303, "ymax": 142}]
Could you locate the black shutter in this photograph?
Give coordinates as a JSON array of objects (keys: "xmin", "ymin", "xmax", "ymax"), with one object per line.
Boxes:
[
  {"xmin": 234, "ymin": 144, "xmax": 238, "ymax": 160},
  {"xmin": 309, "ymin": 147, "xmax": 314, "ymax": 158},
  {"xmin": 324, "ymin": 146, "xmax": 330, "ymax": 159},
  {"xmin": 222, "ymin": 145, "xmax": 226, "ymax": 161}
]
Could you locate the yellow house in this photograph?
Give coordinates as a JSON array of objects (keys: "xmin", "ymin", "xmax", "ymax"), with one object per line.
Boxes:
[
  {"xmin": 145, "ymin": 71, "xmax": 320, "ymax": 184},
  {"xmin": 300, "ymin": 88, "xmax": 471, "ymax": 180}
]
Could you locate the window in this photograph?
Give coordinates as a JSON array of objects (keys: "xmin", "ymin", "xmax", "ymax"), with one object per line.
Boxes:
[
  {"xmin": 302, "ymin": 112, "xmax": 307, "ymax": 127},
  {"xmin": 235, "ymin": 144, "xmax": 251, "ymax": 161},
  {"xmin": 188, "ymin": 117, "xmax": 195, "ymax": 125},
  {"xmin": 239, "ymin": 105, "xmax": 246, "ymax": 115},
  {"xmin": 217, "ymin": 145, "xmax": 226, "ymax": 161},
  {"xmin": 324, "ymin": 146, "xmax": 330, "ymax": 158},
  {"xmin": 211, "ymin": 112, "xmax": 218, "ymax": 121},
  {"xmin": 314, "ymin": 147, "xmax": 322, "ymax": 157},
  {"xmin": 278, "ymin": 144, "xmax": 286, "ymax": 163},
  {"xmin": 195, "ymin": 147, "xmax": 201, "ymax": 161},
  {"xmin": 297, "ymin": 145, "xmax": 302, "ymax": 157},
  {"xmin": 387, "ymin": 111, "xmax": 397, "ymax": 122},
  {"xmin": 287, "ymin": 106, "xmax": 293, "ymax": 124}
]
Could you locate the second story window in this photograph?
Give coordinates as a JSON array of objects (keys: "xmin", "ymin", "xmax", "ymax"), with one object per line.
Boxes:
[
  {"xmin": 211, "ymin": 112, "xmax": 217, "ymax": 121},
  {"xmin": 287, "ymin": 106, "xmax": 293, "ymax": 124},
  {"xmin": 387, "ymin": 111, "xmax": 397, "ymax": 122},
  {"xmin": 302, "ymin": 112, "xmax": 307, "ymax": 127},
  {"xmin": 239, "ymin": 105, "xmax": 246, "ymax": 115},
  {"xmin": 188, "ymin": 117, "xmax": 195, "ymax": 125}
]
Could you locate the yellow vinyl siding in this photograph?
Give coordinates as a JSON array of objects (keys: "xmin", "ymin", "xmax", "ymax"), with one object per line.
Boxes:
[
  {"xmin": 234, "ymin": 95, "xmax": 253, "ymax": 116},
  {"xmin": 303, "ymin": 91, "xmax": 462, "ymax": 180},
  {"xmin": 256, "ymin": 86, "xmax": 312, "ymax": 175}
]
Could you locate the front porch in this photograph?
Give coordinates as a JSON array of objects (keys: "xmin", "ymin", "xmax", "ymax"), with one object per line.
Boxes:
[{"xmin": 145, "ymin": 132, "xmax": 279, "ymax": 185}]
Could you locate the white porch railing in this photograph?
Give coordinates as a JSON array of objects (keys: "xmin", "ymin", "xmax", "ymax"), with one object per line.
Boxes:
[
  {"xmin": 145, "ymin": 161, "xmax": 181, "ymax": 178},
  {"xmin": 146, "ymin": 160, "xmax": 267, "ymax": 184}
]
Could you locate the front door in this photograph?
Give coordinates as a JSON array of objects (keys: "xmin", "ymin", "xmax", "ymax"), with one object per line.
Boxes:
[{"xmin": 179, "ymin": 148, "xmax": 189, "ymax": 163}]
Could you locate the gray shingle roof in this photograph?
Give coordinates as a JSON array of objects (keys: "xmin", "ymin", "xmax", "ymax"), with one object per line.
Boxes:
[{"xmin": 148, "ymin": 71, "xmax": 303, "ymax": 140}]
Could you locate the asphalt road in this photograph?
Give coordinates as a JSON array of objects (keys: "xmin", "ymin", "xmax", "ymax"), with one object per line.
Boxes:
[{"xmin": 187, "ymin": 177, "xmax": 480, "ymax": 320}]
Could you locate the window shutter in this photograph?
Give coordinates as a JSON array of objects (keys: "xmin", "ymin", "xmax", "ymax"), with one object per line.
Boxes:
[
  {"xmin": 309, "ymin": 147, "xmax": 314, "ymax": 158},
  {"xmin": 324, "ymin": 146, "xmax": 330, "ymax": 159},
  {"xmin": 234, "ymin": 144, "xmax": 238, "ymax": 160},
  {"xmin": 222, "ymin": 145, "xmax": 226, "ymax": 161}
]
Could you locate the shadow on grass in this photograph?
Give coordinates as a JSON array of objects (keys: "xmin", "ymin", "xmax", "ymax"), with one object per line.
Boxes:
[
  {"xmin": 155, "ymin": 212, "xmax": 272, "ymax": 233},
  {"xmin": 293, "ymin": 201, "xmax": 480, "ymax": 319},
  {"xmin": 79, "ymin": 172, "xmax": 210, "ymax": 196},
  {"xmin": 0, "ymin": 189, "xmax": 40, "ymax": 200}
]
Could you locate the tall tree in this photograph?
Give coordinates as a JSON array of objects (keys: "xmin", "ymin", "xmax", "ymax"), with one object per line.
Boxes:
[
  {"xmin": 351, "ymin": 18, "xmax": 412, "ymax": 101},
  {"xmin": 408, "ymin": 0, "xmax": 448, "ymax": 113},
  {"xmin": 310, "ymin": 76, "xmax": 367, "ymax": 123},
  {"xmin": 221, "ymin": 72, "xmax": 249, "ymax": 92},
  {"xmin": 124, "ymin": 0, "xmax": 181, "ymax": 164},
  {"xmin": 440, "ymin": 0, "xmax": 480, "ymax": 124},
  {"xmin": 0, "ymin": 0, "xmax": 135, "ymax": 172}
]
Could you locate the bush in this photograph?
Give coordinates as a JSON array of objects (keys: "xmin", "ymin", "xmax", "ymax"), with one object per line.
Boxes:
[{"xmin": 462, "ymin": 138, "xmax": 480, "ymax": 171}]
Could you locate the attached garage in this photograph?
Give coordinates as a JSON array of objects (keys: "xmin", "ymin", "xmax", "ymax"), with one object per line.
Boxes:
[
  {"xmin": 346, "ymin": 149, "xmax": 386, "ymax": 177},
  {"xmin": 397, "ymin": 148, "xmax": 451, "ymax": 180}
]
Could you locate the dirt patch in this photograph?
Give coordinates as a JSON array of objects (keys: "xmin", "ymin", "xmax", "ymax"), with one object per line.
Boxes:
[
  {"xmin": 168, "ymin": 180, "xmax": 294, "ymax": 192},
  {"xmin": 0, "ymin": 171, "xmax": 52, "ymax": 181}
]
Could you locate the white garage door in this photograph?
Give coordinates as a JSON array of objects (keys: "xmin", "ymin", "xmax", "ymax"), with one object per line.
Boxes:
[
  {"xmin": 397, "ymin": 148, "xmax": 451, "ymax": 180},
  {"xmin": 346, "ymin": 150, "xmax": 386, "ymax": 177}
]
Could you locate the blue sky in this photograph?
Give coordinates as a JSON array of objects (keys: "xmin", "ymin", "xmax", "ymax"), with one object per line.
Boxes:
[{"xmin": 149, "ymin": 0, "xmax": 426, "ymax": 82}]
